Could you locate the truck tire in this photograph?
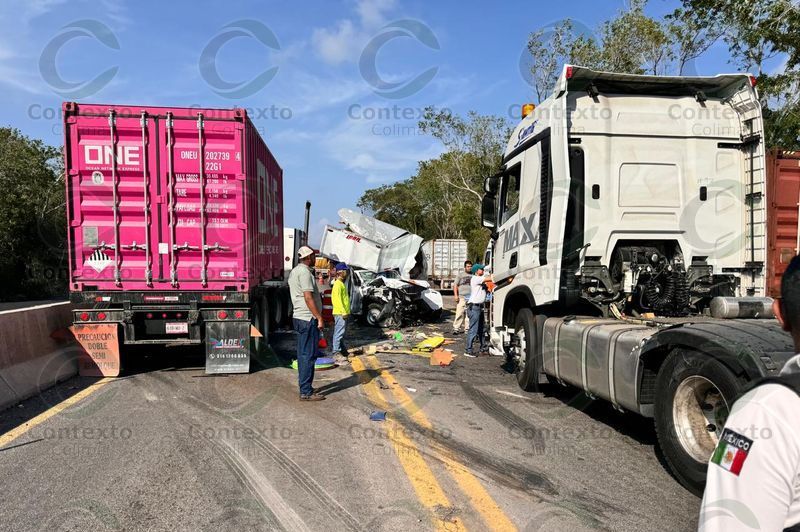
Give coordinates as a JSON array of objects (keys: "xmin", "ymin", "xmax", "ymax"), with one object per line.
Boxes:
[
  {"xmin": 270, "ymin": 290, "xmax": 284, "ymax": 330},
  {"xmin": 251, "ymin": 301, "xmax": 265, "ymax": 356},
  {"xmin": 515, "ymin": 308, "xmax": 546, "ymax": 392},
  {"xmin": 654, "ymin": 348, "xmax": 744, "ymax": 495},
  {"xmin": 365, "ymin": 302, "xmax": 390, "ymax": 328}
]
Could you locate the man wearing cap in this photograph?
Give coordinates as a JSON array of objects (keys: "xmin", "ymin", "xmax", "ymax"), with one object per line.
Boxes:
[
  {"xmin": 330, "ymin": 262, "xmax": 350, "ymax": 364},
  {"xmin": 288, "ymin": 246, "xmax": 326, "ymax": 401},
  {"xmin": 464, "ymin": 263, "xmax": 489, "ymax": 358}
]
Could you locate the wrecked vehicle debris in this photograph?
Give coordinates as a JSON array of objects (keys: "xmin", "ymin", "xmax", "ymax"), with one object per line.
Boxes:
[{"xmin": 352, "ymin": 269, "xmax": 443, "ymax": 328}]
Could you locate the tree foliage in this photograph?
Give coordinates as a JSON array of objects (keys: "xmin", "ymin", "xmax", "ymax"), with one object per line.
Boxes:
[
  {"xmin": 526, "ymin": 0, "xmax": 799, "ymax": 149},
  {"xmin": 0, "ymin": 128, "xmax": 66, "ymax": 301},
  {"xmin": 358, "ymin": 109, "xmax": 511, "ymax": 260}
]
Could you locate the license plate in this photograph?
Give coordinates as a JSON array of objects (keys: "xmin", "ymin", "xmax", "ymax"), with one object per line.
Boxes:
[{"xmin": 165, "ymin": 322, "xmax": 188, "ymax": 334}]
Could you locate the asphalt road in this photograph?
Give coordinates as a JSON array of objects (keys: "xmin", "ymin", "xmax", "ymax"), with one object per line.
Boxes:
[{"xmin": 0, "ymin": 297, "xmax": 700, "ymax": 531}]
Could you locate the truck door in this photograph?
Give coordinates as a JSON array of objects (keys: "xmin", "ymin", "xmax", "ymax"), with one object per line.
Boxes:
[{"xmin": 493, "ymin": 161, "xmax": 523, "ymax": 277}]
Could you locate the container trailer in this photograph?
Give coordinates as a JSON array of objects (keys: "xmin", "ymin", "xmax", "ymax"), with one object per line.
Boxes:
[{"xmin": 63, "ymin": 102, "xmax": 289, "ymax": 374}]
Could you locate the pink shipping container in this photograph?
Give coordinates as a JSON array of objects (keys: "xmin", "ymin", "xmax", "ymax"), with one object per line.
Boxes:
[{"xmin": 63, "ymin": 102, "xmax": 290, "ymax": 373}]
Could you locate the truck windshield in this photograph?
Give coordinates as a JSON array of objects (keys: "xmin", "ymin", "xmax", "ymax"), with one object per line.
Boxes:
[{"xmin": 356, "ymin": 270, "xmax": 401, "ymax": 284}]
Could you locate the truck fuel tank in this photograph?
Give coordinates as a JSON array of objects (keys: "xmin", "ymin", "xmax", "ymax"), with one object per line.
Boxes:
[{"xmin": 709, "ymin": 297, "xmax": 775, "ymax": 319}]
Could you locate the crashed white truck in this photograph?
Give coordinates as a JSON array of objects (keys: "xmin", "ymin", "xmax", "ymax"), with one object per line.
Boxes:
[
  {"xmin": 320, "ymin": 209, "xmax": 443, "ymax": 327},
  {"xmin": 481, "ymin": 65, "xmax": 795, "ymax": 494}
]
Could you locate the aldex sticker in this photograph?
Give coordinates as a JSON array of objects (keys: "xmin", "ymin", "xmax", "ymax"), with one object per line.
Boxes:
[{"xmin": 91, "ymin": 171, "xmax": 104, "ymax": 185}]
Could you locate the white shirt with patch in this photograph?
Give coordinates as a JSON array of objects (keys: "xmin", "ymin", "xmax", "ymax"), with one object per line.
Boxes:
[{"xmin": 699, "ymin": 354, "xmax": 800, "ymax": 531}]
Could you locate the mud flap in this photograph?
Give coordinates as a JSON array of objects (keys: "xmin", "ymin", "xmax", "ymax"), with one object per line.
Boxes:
[
  {"xmin": 71, "ymin": 323, "xmax": 121, "ymax": 377},
  {"xmin": 205, "ymin": 320, "xmax": 250, "ymax": 374}
]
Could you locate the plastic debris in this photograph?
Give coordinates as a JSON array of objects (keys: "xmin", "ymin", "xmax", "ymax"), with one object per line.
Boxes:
[
  {"xmin": 369, "ymin": 411, "xmax": 387, "ymax": 421},
  {"xmin": 406, "ymin": 387, "xmax": 417, "ymax": 393},
  {"xmin": 393, "ymin": 332, "xmax": 404, "ymax": 342},
  {"xmin": 412, "ymin": 336, "xmax": 445, "ymax": 353},
  {"xmin": 430, "ymin": 349, "xmax": 454, "ymax": 367}
]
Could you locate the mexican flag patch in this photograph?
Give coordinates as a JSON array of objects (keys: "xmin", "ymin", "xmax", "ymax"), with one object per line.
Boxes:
[{"xmin": 711, "ymin": 428, "xmax": 753, "ymax": 476}]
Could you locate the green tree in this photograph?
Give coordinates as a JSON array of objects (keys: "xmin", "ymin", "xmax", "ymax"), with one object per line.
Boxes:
[
  {"xmin": 358, "ymin": 110, "xmax": 512, "ymax": 260},
  {"xmin": 680, "ymin": 0, "xmax": 800, "ymax": 149},
  {"xmin": 0, "ymin": 128, "xmax": 66, "ymax": 301}
]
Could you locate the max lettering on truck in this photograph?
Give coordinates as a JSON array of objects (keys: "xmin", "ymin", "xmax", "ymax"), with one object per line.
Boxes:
[{"xmin": 502, "ymin": 212, "xmax": 538, "ymax": 253}]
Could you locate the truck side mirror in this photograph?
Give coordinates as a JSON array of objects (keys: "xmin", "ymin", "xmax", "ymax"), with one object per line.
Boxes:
[
  {"xmin": 481, "ymin": 194, "xmax": 497, "ymax": 229},
  {"xmin": 484, "ymin": 174, "xmax": 500, "ymax": 194}
]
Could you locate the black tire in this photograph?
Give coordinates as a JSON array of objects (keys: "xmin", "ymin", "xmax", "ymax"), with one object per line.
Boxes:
[
  {"xmin": 654, "ymin": 348, "xmax": 744, "ymax": 495},
  {"xmin": 515, "ymin": 308, "xmax": 546, "ymax": 392},
  {"xmin": 270, "ymin": 290, "xmax": 284, "ymax": 330},
  {"xmin": 260, "ymin": 296, "xmax": 271, "ymax": 341},
  {"xmin": 365, "ymin": 302, "xmax": 390, "ymax": 328},
  {"xmin": 251, "ymin": 301, "xmax": 264, "ymax": 356}
]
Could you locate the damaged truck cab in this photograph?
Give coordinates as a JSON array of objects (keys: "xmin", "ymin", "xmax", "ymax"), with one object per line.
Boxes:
[{"xmin": 482, "ymin": 66, "xmax": 795, "ymax": 494}]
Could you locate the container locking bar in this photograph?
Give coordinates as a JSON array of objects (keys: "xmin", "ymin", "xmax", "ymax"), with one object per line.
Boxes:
[
  {"xmin": 108, "ymin": 110, "xmax": 121, "ymax": 286},
  {"xmin": 166, "ymin": 113, "xmax": 178, "ymax": 287},
  {"xmin": 197, "ymin": 113, "xmax": 208, "ymax": 287},
  {"xmin": 140, "ymin": 111, "xmax": 152, "ymax": 286}
]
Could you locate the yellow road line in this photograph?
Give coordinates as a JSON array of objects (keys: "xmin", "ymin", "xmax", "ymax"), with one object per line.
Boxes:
[
  {"xmin": 351, "ymin": 356, "xmax": 466, "ymax": 532},
  {"xmin": 364, "ymin": 355, "xmax": 518, "ymax": 532},
  {"xmin": 0, "ymin": 378, "xmax": 113, "ymax": 449}
]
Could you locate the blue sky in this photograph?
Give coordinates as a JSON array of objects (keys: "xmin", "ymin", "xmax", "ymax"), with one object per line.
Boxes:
[{"xmin": 0, "ymin": 0, "xmax": 748, "ymax": 246}]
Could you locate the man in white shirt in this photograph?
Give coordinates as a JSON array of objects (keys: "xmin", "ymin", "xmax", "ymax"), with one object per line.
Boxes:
[
  {"xmin": 464, "ymin": 263, "xmax": 488, "ymax": 357},
  {"xmin": 287, "ymin": 246, "xmax": 325, "ymax": 401},
  {"xmin": 699, "ymin": 255, "xmax": 800, "ymax": 531}
]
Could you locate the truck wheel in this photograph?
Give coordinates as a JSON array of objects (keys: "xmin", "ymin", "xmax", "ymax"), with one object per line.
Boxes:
[
  {"xmin": 260, "ymin": 296, "xmax": 271, "ymax": 341},
  {"xmin": 654, "ymin": 348, "xmax": 743, "ymax": 495},
  {"xmin": 271, "ymin": 291, "xmax": 284, "ymax": 330},
  {"xmin": 365, "ymin": 302, "xmax": 389, "ymax": 328},
  {"xmin": 515, "ymin": 308, "xmax": 546, "ymax": 392},
  {"xmin": 251, "ymin": 301, "xmax": 265, "ymax": 356}
]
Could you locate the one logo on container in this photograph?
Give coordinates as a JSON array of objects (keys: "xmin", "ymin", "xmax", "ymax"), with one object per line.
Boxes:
[
  {"xmin": 199, "ymin": 20, "xmax": 281, "ymax": 99},
  {"xmin": 39, "ymin": 19, "xmax": 120, "ymax": 99},
  {"xmin": 359, "ymin": 19, "xmax": 440, "ymax": 100}
]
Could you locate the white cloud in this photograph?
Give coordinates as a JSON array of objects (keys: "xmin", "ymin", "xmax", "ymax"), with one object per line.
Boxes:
[
  {"xmin": 311, "ymin": 0, "xmax": 397, "ymax": 66},
  {"xmin": 311, "ymin": 20, "xmax": 359, "ymax": 66},
  {"xmin": 356, "ymin": 0, "xmax": 396, "ymax": 28}
]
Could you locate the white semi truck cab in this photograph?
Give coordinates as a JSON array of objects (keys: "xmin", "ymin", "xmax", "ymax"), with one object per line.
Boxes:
[{"xmin": 482, "ymin": 65, "xmax": 795, "ymax": 494}]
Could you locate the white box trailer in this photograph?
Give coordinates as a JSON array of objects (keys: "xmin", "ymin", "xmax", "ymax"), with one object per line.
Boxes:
[
  {"xmin": 283, "ymin": 228, "xmax": 305, "ymax": 278},
  {"xmin": 421, "ymin": 239, "xmax": 468, "ymax": 291}
]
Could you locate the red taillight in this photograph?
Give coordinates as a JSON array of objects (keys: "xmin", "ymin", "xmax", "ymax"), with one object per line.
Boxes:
[
  {"xmin": 79, "ymin": 312, "xmax": 90, "ymax": 321},
  {"xmin": 145, "ymin": 312, "xmax": 153, "ymax": 319},
  {"xmin": 565, "ymin": 65, "xmax": 574, "ymax": 79},
  {"xmin": 96, "ymin": 312, "xmax": 107, "ymax": 321},
  {"xmin": 176, "ymin": 312, "xmax": 183, "ymax": 318},
  {"xmin": 234, "ymin": 310, "xmax": 244, "ymax": 319},
  {"xmin": 162, "ymin": 313, "xmax": 168, "ymax": 319},
  {"xmin": 217, "ymin": 310, "xmax": 228, "ymax": 320},
  {"xmin": 749, "ymin": 74, "xmax": 757, "ymax": 87}
]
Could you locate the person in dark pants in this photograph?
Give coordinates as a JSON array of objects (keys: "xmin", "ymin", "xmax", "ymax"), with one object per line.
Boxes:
[
  {"xmin": 464, "ymin": 263, "xmax": 489, "ymax": 357},
  {"xmin": 288, "ymin": 245, "xmax": 325, "ymax": 401}
]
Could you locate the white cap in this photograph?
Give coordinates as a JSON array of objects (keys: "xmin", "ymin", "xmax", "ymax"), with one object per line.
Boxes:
[{"xmin": 297, "ymin": 245, "xmax": 315, "ymax": 259}]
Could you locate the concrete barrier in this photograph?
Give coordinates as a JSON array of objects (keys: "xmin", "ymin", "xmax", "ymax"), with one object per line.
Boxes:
[{"xmin": 0, "ymin": 301, "xmax": 77, "ymax": 412}]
